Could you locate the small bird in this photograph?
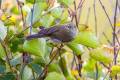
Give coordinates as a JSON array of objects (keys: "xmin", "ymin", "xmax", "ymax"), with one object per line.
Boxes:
[{"xmin": 26, "ymin": 22, "xmax": 77, "ymax": 42}]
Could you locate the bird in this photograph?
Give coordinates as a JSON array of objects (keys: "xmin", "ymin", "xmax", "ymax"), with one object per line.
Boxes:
[{"xmin": 26, "ymin": 22, "xmax": 77, "ymax": 42}]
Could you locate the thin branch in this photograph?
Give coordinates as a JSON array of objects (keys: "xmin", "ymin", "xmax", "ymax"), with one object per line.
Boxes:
[
  {"xmin": 113, "ymin": 0, "xmax": 118, "ymax": 65},
  {"xmin": 0, "ymin": 0, "xmax": 2, "ymax": 9},
  {"xmin": 95, "ymin": 63, "xmax": 98, "ymax": 80},
  {"xmin": 102, "ymin": 32, "xmax": 112, "ymax": 45},
  {"xmin": 77, "ymin": 55, "xmax": 83, "ymax": 77},
  {"xmin": 0, "ymin": 38, "xmax": 12, "ymax": 71},
  {"xmin": 99, "ymin": 0, "xmax": 113, "ymax": 30},
  {"xmin": 77, "ymin": 0, "xmax": 86, "ymax": 24},
  {"xmin": 30, "ymin": 0, "xmax": 36, "ymax": 35},
  {"xmin": 73, "ymin": 0, "xmax": 78, "ymax": 27},
  {"xmin": 93, "ymin": 0, "xmax": 98, "ymax": 36},
  {"xmin": 85, "ymin": 7, "xmax": 91, "ymax": 25}
]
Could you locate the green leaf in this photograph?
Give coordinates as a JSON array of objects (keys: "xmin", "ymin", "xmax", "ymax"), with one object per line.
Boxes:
[
  {"xmin": 22, "ymin": 66, "xmax": 33, "ymax": 80},
  {"xmin": 10, "ymin": 54, "xmax": 21, "ymax": 66},
  {"xmin": 57, "ymin": 0, "xmax": 74, "ymax": 7},
  {"xmin": 10, "ymin": 6, "xmax": 20, "ymax": 14},
  {"xmin": 60, "ymin": 9, "xmax": 69, "ymax": 24},
  {"xmin": 51, "ymin": 7, "xmax": 63, "ymax": 18},
  {"xmin": 44, "ymin": 72, "xmax": 65, "ymax": 80},
  {"xmin": 90, "ymin": 47, "xmax": 112, "ymax": 64},
  {"xmin": 66, "ymin": 75, "xmax": 76, "ymax": 80},
  {"xmin": 59, "ymin": 55, "xmax": 70, "ymax": 77},
  {"xmin": 67, "ymin": 42, "xmax": 84, "ymax": 55},
  {"xmin": 0, "ymin": 72, "xmax": 16, "ymax": 80},
  {"xmin": 0, "ymin": 59, "xmax": 6, "ymax": 74},
  {"xmin": 23, "ymin": 38, "xmax": 46, "ymax": 58},
  {"xmin": 83, "ymin": 59, "xmax": 102, "ymax": 79},
  {"xmin": 0, "ymin": 44, "xmax": 5, "ymax": 58},
  {"xmin": 10, "ymin": 37, "xmax": 24, "ymax": 53},
  {"xmin": 29, "ymin": 63, "xmax": 42, "ymax": 74},
  {"xmin": 26, "ymin": 2, "xmax": 48, "ymax": 26},
  {"xmin": 48, "ymin": 63, "xmax": 61, "ymax": 73},
  {"xmin": 40, "ymin": 14, "xmax": 54, "ymax": 27},
  {"xmin": 110, "ymin": 65, "xmax": 120, "ymax": 77},
  {"xmin": 0, "ymin": 21, "xmax": 7, "ymax": 40},
  {"xmin": 73, "ymin": 31, "xmax": 100, "ymax": 48}
]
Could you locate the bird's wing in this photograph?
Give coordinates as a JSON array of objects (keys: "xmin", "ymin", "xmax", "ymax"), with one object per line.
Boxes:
[{"xmin": 38, "ymin": 26, "xmax": 60, "ymax": 35}]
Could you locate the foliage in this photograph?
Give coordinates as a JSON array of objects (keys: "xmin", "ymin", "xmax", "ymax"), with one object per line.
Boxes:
[{"xmin": 0, "ymin": 0, "xmax": 119, "ymax": 80}]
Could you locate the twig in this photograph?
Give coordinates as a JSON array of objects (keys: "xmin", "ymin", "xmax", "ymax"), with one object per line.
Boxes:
[
  {"xmin": 93, "ymin": 0, "xmax": 98, "ymax": 36},
  {"xmin": 0, "ymin": 38, "xmax": 12, "ymax": 71},
  {"xmin": 102, "ymin": 32, "xmax": 112, "ymax": 45},
  {"xmin": 77, "ymin": 0, "xmax": 86, "ymax": 23},
  {"xmin": 30, "ymin": 0, "xmax": 36, "ymax": 35},
  {"xmin": 95, "ymin": 63, "xmax": 98, "ymax": 80},
  {"xmin": 113, "ymin": 0, "xmax": 118, "ymax": 66},
  {"xmin": 73, "ymin": 0, "xmax": 78, "ymax": 27},
  {"xmin": 0, "ymin": 0, "xmax": 2, "ymax": 9},
  {"xmin": 71, "ymin": 53, "xmax": 76, "ymax": 69},
  {"xmin": 99, "ymin": 0, "xmax": 113, "ymax": 30},
  {"xmin": 85, "ymin": 7, "xmax": 91, "ymax": 25},
  {"xmin": 77, "ymin": 55, "xmax": 83, "ymax": 77}
]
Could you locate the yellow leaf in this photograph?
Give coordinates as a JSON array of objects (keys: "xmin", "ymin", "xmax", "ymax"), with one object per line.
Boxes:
[
  {"xmin": 71, "ymin": 70, "xmax": 79, "ymax": 76},
  {"xmin": 116, "ymin": 22, "xmax": 120, "ymax": 27},
  {"xmin": 9, "ymin": 15, "xmax": 16, "ymax": 23},
  {"xmin": 1, "ymin": 14, "xmax": 7, "ymax": 21}
]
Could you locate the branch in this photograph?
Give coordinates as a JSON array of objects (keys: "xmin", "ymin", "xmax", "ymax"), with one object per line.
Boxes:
[{"xmin": 93, "ymin": 0, "xmax": 98, "ymax": 36}]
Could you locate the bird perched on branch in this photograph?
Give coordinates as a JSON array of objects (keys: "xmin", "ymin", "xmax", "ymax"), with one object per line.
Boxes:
[{"xmin": 26, "ymin": 22, "xmax": 77, "ymax": 42}]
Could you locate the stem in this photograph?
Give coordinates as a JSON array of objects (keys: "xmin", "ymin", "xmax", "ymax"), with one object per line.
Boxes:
[
  {"xmin": 95, "ymin": 63, "xmax": 98, "ymax": 80},
  {"xmin": 0, "ymin": 39, "xmax": 12, "ymax": 71},
  {"xmin": 113, "ymin": 0, "xmax": 118, "ymax": 65},
  {"xmin": 85, "ymin": 7, "xmax": 91, "ymax": 25},
  {"xmin": 113, "ymin": 0, "xmax": 118, "ymax": 79},
  {"xmin": 99, "ymin": 0, "xmax": 113, "ymax": 29},
  {"xmin": 73, "ymin": 0, "xmax": 79, "ymax": 27},
  {"xmin": 103, "ymin": 32, "xmax": 112, "ymax": 45},
  {"xmin": 77, "ymin": 0, "xmax": 86, "ymax": 23},
  {"xmin": 77, "ymin": 55, "xmax": 83, "ymax": 77},
  {"xmin": 93, "ymin": 0, "xmax": 98, "ymax": 36}
]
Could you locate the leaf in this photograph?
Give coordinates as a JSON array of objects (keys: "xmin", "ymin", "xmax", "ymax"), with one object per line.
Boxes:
[
  {"xmin": 0, "ymin": 21, "xmax": 7, "ymax": 40},
  {"xmin": 110, "ymin": 65, "xmax": 120, "ymax": 77},
  {"xmin": 23, "ymin": 38, "xmax": 46, "ymax": 58},
  {"xmin": 67, "ymin": 42, "xmax": 84, "ymax": 55},
  {"xmin": 73, "ymin": 31, "xmax": 100, "ymax": 48},
  {"xmin": 48, "ymin": 63, "xmax": 61, "ymax": 73},
  {"xmin": 40, "ymin": 14, "xmax": 54, "ymax": 27},
  {"xmin": 44, "ymin": 72, "xmax": 65, "ymax": 80},
  {"xmin": 10, "ymin": 37, "xmax": 24, "ymax": 53},
  {"xmin": 83, "ymin": 59, "xmax": 102, "ymax": 79},
  {"xmin": 59, "ymin": 55, "xmax": 70, "ymax": 77},
  {"xmin": 0, "ymin": 72, "xmax": 16, "ymax": 80},
  {"xmin": 29, "ymin": 63, "xmax": 42, "ymax": 74},
  {"xmin": 10, "ymin": 54, "xmax": 21, "ymax": 66},
  {"xmin": 10, "ymin": 6, "xmax": 20, "ymax": 14},
  {"xmin": 51, "ymin": 7, "xmax": 63, "ymax": 18},
  {"xmin": 0, "ymin": 44, "xmax": 5, "ymax": 58},
  {"xmin": 26, "ymin": 2, "xmax": 48, "ymax": 26},
  {"xmin": 0, "ymin": 59, "xmax": 6, "ymax": 74},
  {"xmin": 57, "ymin": 0, "xmax": 74, "ymax": 7},
  {"xmin": 89, "ymin": 47, "xmax": 112, "ymax": 64},
  {"xmin": 22, "ymin": 66, "xmax": 33, "ymax": 80}
]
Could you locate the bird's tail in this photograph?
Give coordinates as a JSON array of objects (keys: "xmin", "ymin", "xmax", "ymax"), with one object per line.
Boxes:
[{"xmin": 26, "ymin": 34, "xmax": 45, "ymax": 40}]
